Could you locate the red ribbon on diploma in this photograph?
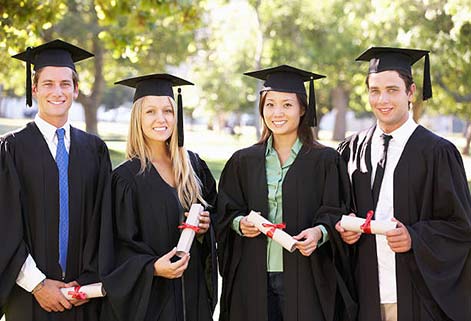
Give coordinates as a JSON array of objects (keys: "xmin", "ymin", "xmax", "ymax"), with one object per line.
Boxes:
[
  {"xmin": 68, "ymin": 286, "xmax": 87, "ymax": 300},
  {"xmin": 262, "ymin": 223, "xmax": 286, "ymax": 238},
  {"xmin": 360, "ymin": 210, "xmax": 374, "ymax": 234},
  {"xmin": 178, "ymin": 222, "xmax": 200, "ymax": 233}
]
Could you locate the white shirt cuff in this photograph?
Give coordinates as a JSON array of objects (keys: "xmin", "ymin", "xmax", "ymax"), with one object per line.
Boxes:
[{"xmin": 16, "ymin": 254, "xmax": 46, "ymax": 292}]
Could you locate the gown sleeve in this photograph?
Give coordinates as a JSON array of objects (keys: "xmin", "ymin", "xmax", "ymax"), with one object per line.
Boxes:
[
  {"xmin": 312, "ymin": 149, "xmax": 357, "ymax": 321},
  {"xmin": 0, "ymin": 138, "xmax": 28, "ymax": 315},
  {"xmin": 215, "ymin": 151, "xmax": 248, "ymax": 277},
  {"xmin": 100, "ymin": 172, "xmax": 158, "ymax": 321},
  {"xmin": 407, "ymin": 141, "xmax": 471, "ymax": 320},
  {"xmin": 77, "ymin": 140, "xmax": 111, "ymax": 286},
  {"xmin": 188, "ymin": 151, "xmax": 219, "ymax": 311}
]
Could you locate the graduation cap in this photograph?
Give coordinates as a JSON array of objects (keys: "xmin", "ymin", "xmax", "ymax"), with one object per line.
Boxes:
[
  {"xmin": 356, "ymin": 47, "xmax": 432, "ymax": 100},
  {"xmin": 12, "ymin": 39, "xmax": 94, "ymax": 107},
  {"xmin": 244, "ymin": 64, "xmax": 325, "ymax": 127},
  {"xmin": 115, "ymin": 73, "xmax": 194, "ymax": 147}
]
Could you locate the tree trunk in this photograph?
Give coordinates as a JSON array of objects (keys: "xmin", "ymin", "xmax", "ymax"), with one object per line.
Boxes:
[
  {"xmin": 76, "ymin": 37, "xmax": 105, "ymax": 135},
  {"xmin": 82, "ymin": 101, "xmax": 98, "ymax": 134},
  {"xmin": 253, "ymin": 0, "xmax": 264, "ymax": 139},
  {"xmin": 331, "ymin": 86, "xmax": 348, "ymax": 141},
  {"xmin": 463, "ymin": 121, "xmax": 471, "ymax": 155},
  {"xmin": 412, "ymin": 99, "xmax": 424, "ymax": 123}
]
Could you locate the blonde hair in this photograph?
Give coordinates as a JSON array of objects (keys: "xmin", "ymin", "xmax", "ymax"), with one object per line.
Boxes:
[{"xmin": 126, "ymin": 96, "xmax": 208, "ymax": 210}]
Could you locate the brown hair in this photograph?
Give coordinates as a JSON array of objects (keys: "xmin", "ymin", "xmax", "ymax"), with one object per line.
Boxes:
[
  {"xmin": 257, "ymin": 91, "xmax": 322, "ymax": 148},
  {"xmin": 365, "ymin": 70, "xmax": 414, "ymax": 94},
  {"xmin": 33, "ymin": 67, "xmax": 79, "ymax": 89}
]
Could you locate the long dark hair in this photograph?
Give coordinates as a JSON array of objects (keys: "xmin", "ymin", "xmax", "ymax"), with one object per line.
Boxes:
[{"xmin": 257, "ymin": 91, "xmax": 323, "ymax": 148}]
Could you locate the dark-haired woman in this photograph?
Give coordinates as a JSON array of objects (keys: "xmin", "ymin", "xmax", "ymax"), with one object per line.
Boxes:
[{"xmin": 216, "ymin": 65, "xmax": 357, "ymax": 321}]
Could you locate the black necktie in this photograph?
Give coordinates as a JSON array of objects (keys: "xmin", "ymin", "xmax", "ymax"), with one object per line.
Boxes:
[{"xmin": 372, "ymin": 134, "xmax": 393, "ymax": 208}]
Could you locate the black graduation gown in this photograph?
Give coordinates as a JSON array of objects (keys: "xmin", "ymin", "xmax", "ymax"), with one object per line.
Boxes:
[
  {"xmin": 340, "ymin": 125, "xmax": 471, "ymax": 321},
  {"xmin": 0, "ymin": 122, "xmax": 111, "ymax": 321},
  {"xmin": 216, "ymin": 142, "xmax": 357, "ymax": 321},
  {"xmin": 99, "ymin": 152, "xmax": 218, "ymax": 321}
]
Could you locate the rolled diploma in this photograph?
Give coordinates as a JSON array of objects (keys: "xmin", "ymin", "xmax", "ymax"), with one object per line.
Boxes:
[
  {"xmin": 340, "ymin": 215, "xmax": 397, "ymax": 235},
  {"xmin": 60, "ymin": 282, "xmax": 105, "ymax": 300},
  {"xmin": 246, "ymin": 211, "xmax": 297, "ymax": 252},
  {"xmin": 176, "ymin": 203, "xmax": 204, "ymax": 257}
]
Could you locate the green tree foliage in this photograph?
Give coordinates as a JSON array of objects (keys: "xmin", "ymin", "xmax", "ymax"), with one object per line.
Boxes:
[
  {"xmin": 1, "ymin": 0, "xmax": 470, "ymax": 141},
  {"xmin": 1, "ymin": 0, "xmax": 203, "ymax": 134},
  {"xmin": 188, "ymin": 0, "xmax": 261, "ymax": 130}
]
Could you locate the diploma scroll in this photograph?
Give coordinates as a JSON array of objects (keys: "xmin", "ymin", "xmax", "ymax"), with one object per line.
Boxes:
[
  {"xmin": 246, "ymin": 211, "xmax": 297, "ymax": 252},
  {"xmin": 176, "ymin": 203, "xmax": 204, "ymax": 257},
  {"xmin": 60, "ymin": 282, "xmax": 106, "ymax": 300},
  {"xmin": 340, "ymin": 213, "xmax": 397, "ymax": 235}
]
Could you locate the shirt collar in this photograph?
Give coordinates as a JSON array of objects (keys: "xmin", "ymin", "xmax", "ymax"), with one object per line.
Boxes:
[
  {"xmin": 265, "ymin": 135, "xmax": 303, "ymax": 157},
  {"xmin": 34, "ymin": 114, "xmax": 71, "ymax": 142},
  {"xmin": 374, "ymin": 116, "xmax": 418, "ymax": 147}
]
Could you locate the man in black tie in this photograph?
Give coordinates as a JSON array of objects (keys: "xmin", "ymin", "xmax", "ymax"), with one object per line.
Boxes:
[
  {"xmin": 336, "ymin": 47, "xmax": 471, "ymax": 321},
  {"xmin": 0, "ymin": 40, "xmax": 111, "ymax": 321}
]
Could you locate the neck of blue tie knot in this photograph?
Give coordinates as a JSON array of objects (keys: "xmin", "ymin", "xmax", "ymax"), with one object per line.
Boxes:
[{"xmin": 56, "ymin": 127, "xmax": 65, "ymax": 139}]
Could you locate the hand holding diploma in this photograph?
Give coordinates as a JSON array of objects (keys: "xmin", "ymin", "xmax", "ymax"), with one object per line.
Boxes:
[
  {"xmin": 154, "ymin": 247, "xmax": 190, "ymax": 279},
  {"xmin": 195, "ymin": 210, "xmax": 210, "ymax": 235},
  {"xmin": 246, "ymin": 211, "xmax": 297, "ymax": 252},
  {"xmin": 34, "ymin": 279, "xmax": 73, "ymax": 312},
  {"xmin": 385, "ymin": 218, "xmax": 412, "ymax": 253},
  {"xmin": 239, "ymin": 215, "xmax": 262, "ymax": 238},
  {"xmin": 335, "ymin": 213, "xmax": 362, "ymax": 245},
  {"xmin": 293, "ymin": 227, "xmax": 323, "ymax": 256}
]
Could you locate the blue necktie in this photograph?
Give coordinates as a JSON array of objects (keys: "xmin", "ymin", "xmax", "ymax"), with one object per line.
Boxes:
[{"xmin": 56, "ymin": 128, "xmax": 69, "ymax": 274}]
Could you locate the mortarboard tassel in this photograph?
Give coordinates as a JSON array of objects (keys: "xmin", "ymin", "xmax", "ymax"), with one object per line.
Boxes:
[
  {"xmin": 423, "ymin": 53, "xmax": 432, "ymax": 101},
  {"xmin": 309, "ymin": 78, "xmax": 317, "ymax": 127},
  {"xmin": 26, "ymin": 47, "xmax": 32, "ymax": 107},
  {"xmin": 177, "ymin": 88, "xmax": 184, "ymax": 147}
]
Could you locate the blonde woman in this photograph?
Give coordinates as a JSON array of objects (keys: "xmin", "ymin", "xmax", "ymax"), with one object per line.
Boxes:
[{"xmin": 99, "ymin": 74, "xmax": 217, "ymax": 321}]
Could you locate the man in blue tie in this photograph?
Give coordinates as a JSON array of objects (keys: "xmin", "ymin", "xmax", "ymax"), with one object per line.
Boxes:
[{"xmin": 0, "ymin": 39, "xmax": 111, "ymax": 321}]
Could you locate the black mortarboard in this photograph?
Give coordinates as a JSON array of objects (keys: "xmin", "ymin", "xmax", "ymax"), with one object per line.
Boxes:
[
  {"xmin": 115, "ymin": 73, "xmax": 194, "ymax": 147},
  {"xmin": 244, "ymin": 64, "xmax": 325, "ymax": 127},
  {"xmin": 356, "ymin": 47, "xmax": 432, "ymax": 100},
  {"xmin": 12, "ymin": 39, "xmax": 94, "ymax": 107}
]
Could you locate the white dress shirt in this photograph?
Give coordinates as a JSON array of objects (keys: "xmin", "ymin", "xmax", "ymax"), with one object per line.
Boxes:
[
  {"xmin": 370, "ymin": 116, "xmax": 417, "ymax": 304},
  {"xmin": 15, "ymin": 115, "xmax": 71, "ymax": 292}
]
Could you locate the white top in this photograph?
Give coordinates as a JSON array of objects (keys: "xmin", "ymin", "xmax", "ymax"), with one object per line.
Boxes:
[
  {"xmin": 15, "ymin": 115, "xmax": 71, "ymax": 291},
  {"xmin": 370, "ymin": 115, "xmax": 418, "ymax": 303},
  {"xmin": 34, "ymin": 114, "xmax": 71, "ymax": 155}
]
